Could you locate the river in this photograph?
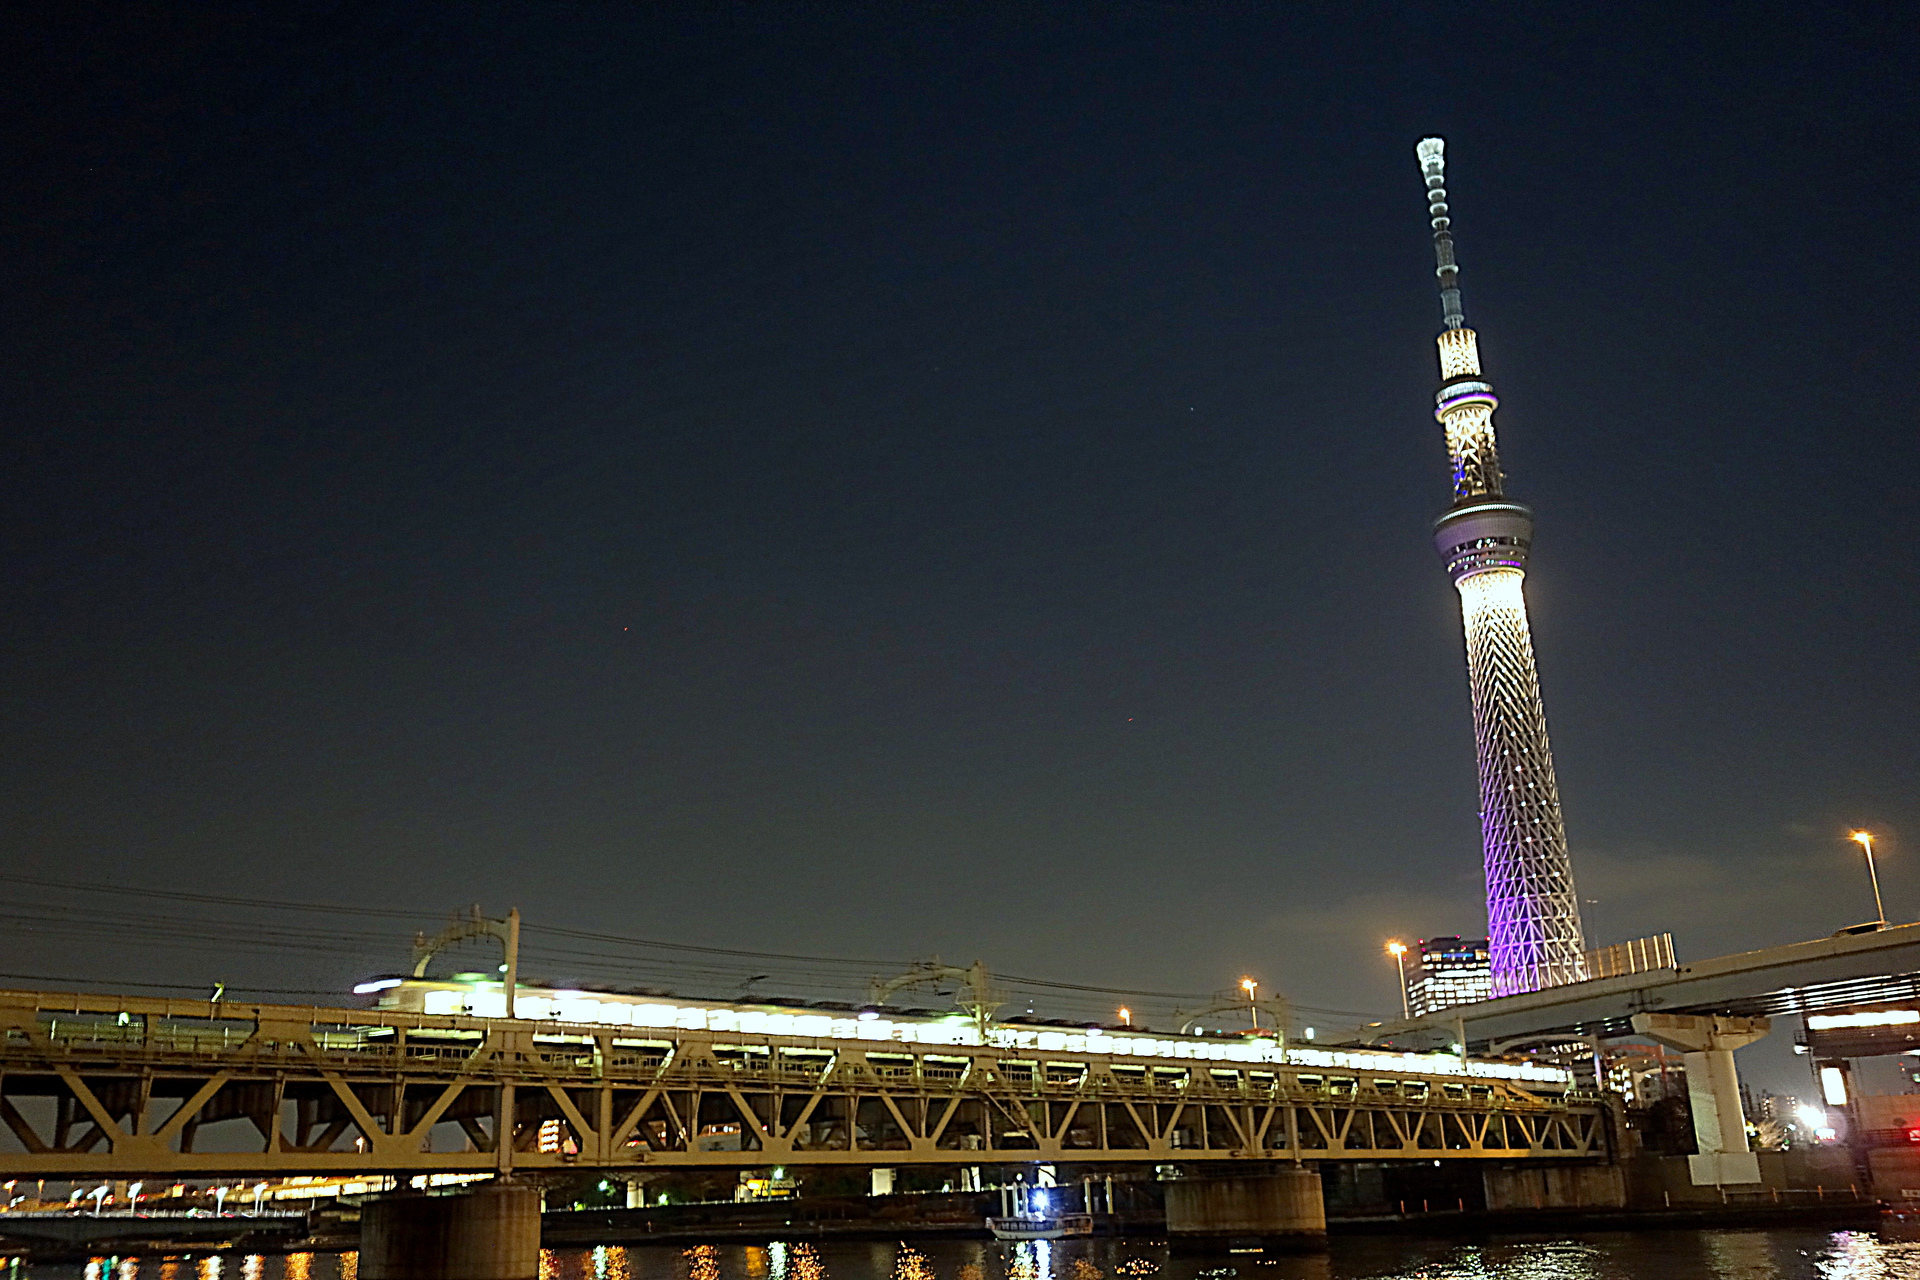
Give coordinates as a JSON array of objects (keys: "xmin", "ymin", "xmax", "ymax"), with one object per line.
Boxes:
[{"xmin": 14, "ymin": 1231, "xmax": 1920, "ymax": 1280}]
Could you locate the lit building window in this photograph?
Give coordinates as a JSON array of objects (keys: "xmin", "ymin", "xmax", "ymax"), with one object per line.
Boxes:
[{"xmin": 1407, "ymin": 936, "xmax": 1493, "ymax": 1018}]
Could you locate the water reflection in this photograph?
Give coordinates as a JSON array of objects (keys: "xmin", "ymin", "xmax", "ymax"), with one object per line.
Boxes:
[
  {"xmin": 894, "ymin": 1246, "xmax": 934, "ymax": 1280},
  {"xmin": 1006, "ymin": 1241, "xmax": 1051, "ymax": 1280},
  {"xmin": 1815, "ymin": 1230, "xmax": 1920, "ymax": 1279},
  {"xmin": 1705, "ymin": 1229, "xmax": 1788, "ymax": 1280},
  {"xmin": 28, "ymin": 1229, "xmax": 1920, "ymax": 1280}
]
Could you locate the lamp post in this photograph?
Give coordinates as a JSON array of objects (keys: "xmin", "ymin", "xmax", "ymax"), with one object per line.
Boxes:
[
  {"xmin": 1386, "ymin": 941, "xmax": 1411, "ymax": 1019},
  {"xmin": 1851, "ymin": 831, "xmax": 1887, "ymax": 926},
  {"xmin": 1118, "ymin": 1007, "xmax": 1131, "ymax": 1027},
  {"xmin": 1240, "ymin": 978, "xmax": 1259, "ymax": 1030}
]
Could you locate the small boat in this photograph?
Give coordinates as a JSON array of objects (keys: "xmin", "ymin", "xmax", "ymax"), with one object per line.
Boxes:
[{"xmin": 987, "ymin": 1213, "xmax": 1094, "ymax": 1241}]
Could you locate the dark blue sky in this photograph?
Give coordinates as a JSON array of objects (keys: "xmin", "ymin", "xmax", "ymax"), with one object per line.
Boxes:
[{"xmin": 2, "ymin": 4, "xmax": 1916, "ymax": 1079}]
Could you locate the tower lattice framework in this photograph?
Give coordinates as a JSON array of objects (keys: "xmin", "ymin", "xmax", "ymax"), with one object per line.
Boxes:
[{"xmin": 1415, "ymin": 138, "xmax": 1586, "ymax": 996}]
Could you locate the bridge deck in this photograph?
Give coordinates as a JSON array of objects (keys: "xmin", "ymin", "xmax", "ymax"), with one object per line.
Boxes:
[{"xmin": 0, "ymin": 989, "xmax": 1604, "ymax": 1176}]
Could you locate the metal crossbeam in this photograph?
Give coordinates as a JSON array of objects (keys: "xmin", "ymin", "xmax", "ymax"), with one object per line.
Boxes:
[{"xmin": 0, "ymin": 989, "xmax": 1604, "ymax": 1176}]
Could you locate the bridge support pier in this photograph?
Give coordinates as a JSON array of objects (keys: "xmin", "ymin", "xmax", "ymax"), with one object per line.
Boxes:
[
  {"xmin": 1164, "ymin": 1167, "xmax": 1326, "ymax": 1252},
  {"xmin": 1631, "ymin": 1012, "xmax": 1770, "ymax": 1186},
  {"xmin": 360, "ymin": 1183, "xmax": 542, "ymax": 1280}
]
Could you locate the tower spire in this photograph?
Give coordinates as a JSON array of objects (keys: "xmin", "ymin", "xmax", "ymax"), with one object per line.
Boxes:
[
  {"xmin": 1417, "ymin": 139, "xmax": 1503, "ymax": 502},
  {"xmin": 1415, "ymin": 137, "xmax": 1587, "ymax": 998},
  {"xmin": 1416, "ymin": 137, "xmax": 1465, "ymax": 330}
]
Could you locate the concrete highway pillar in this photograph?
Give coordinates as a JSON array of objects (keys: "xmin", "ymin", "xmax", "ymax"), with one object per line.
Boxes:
[
  {"xmin": 360, "ymin": 1183, "xmax": 542, "ymax": 1280},
  {"xmin": 1630, "ymin": 1012, "xmax": 1770, "ymax": 1186},
  {"xmin": 1164, "ymin": 1167, "xmax": 1326, "ymax": 1252}
]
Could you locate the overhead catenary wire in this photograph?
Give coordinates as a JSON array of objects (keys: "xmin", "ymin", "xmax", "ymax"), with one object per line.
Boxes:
[
  {"xmin": 0, "ymin": 972, "xmax": 354, "ymax": 998},
  {"xmin": 0, "ymin": 873, "xmax": 1388, "ymax": 1024}
]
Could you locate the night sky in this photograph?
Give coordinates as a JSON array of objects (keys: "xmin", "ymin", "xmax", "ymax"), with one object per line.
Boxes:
[{"xmin": 3, "ymin": 4, "xmax": 1916, "ymax": 1086}]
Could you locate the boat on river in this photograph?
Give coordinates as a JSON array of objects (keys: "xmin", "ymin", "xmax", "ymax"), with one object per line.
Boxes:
[{"xmin": 986, "ymin": 1213, "xmax": 1094, "ymax": 1241}]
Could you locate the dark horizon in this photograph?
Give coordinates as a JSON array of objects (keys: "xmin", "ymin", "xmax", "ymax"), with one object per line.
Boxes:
[{"xmin": 3, "ymin": 4, "xmax": 1917, "ymax": 1088}]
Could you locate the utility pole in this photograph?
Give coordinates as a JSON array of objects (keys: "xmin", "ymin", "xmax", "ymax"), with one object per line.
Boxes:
[
  {"xmin": 504, "ymin": 908, "xmax": 521, "ymax": 1020},
  {"xmin": 1387, "ymin": 941, "xmax": 1411, "ymax": 1019}
]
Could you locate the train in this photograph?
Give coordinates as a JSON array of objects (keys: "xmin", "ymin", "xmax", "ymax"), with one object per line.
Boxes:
[{"xmin": 352, "ymin": 973, "xmax": 1571, "ymax": 1088}]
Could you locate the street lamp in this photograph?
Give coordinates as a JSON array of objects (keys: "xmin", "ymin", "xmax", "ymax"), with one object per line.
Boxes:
[
  {"xmin": 1117, "ymin": 1007, "xmax": 1132, "ymax": 1027},
  {"xmin": 1240, "ymin": 978, "xmax": 1259, "ymax": 1030},
  {"xmin": 1851, "ymin": 831, "xmax": 1887, "ymax": 926},
  {"xmin": 1386, "ymin": 941, "xmax": 1411, "ymax": 1019}
]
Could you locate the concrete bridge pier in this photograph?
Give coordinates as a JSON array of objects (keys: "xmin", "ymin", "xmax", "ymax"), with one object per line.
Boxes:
[
  {"xmin": 1631, "ymin": 1012, "xmax": 1771, "ymax": 1186},
  {"xmin": 1164, "ymin": 1166, "xmax": 1327, "ymax": 1252},
  {"xmin": 360, "ymin": 1182, "xmax": 542, "ymax": 1280}
]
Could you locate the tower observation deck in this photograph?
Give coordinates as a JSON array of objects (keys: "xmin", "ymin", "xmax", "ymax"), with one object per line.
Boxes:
[{"xmin": 1415, "ymin": 138, "xmax": 1586, "ymax": 996}]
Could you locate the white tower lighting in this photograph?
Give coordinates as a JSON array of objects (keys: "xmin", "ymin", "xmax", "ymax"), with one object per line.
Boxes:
[{"xmin": 1415, "ymin": 138, "xmax": 1587, "ymax": 996}]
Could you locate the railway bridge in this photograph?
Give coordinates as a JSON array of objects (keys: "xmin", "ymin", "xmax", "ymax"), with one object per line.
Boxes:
[{"xmin": 0, "ymin": 986, "xmax": 1603, "ymax": 1179}]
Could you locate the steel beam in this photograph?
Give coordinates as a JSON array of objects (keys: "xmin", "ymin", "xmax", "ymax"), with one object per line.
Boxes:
[{"xmin": 0, "ymin": 988, "xmax": 1603, "ymax": 1178}]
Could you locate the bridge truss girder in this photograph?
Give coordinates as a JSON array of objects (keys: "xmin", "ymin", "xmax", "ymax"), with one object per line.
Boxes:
[{"xmin": 0, "ymin": 991, "xmax": 1605, "ymax": 1178}]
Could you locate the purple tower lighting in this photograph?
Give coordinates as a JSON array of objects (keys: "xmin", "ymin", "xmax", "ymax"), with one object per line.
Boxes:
[{"xmin": 1415, "ymin": 138, "xmax": 1587, "ymax": 996}]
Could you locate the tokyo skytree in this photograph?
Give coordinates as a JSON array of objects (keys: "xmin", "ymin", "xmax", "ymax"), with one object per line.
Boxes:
[{"xmin": 1415, "ymin": 138, "xmax": 1587, "ymax": 996}]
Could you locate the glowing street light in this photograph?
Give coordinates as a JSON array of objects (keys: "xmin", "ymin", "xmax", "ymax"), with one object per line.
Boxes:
[
  {"xmin": 1117, "ymin": 1007, "xmax": 1132, "ymax": 1027},
  {"xmin": 1240, "ymin": 978, "xmax": 1259, "ymax": 1030},
  {"xmin": 1386, "ymin": 941, "xmax": 1411, "ymax": 1019},
  {"xmin": 1851, "ymin": 832, "xmax": 1887, "ymax": 927}
]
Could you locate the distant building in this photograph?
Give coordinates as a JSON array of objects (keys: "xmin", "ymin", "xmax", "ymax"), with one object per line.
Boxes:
[
  {"xmin": 1408, "ymin": 937, "xmax": 1493, "ymax": 1017},
  {"xmin": 1603, "ymin": 1043, "xmax": 1687, "ymax": 1107}
]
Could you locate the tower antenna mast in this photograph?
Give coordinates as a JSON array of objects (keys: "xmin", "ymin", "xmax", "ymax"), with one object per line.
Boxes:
[{"xmin": 1417, "ymin": 137, "xmax": 1465, "ymax": 331}]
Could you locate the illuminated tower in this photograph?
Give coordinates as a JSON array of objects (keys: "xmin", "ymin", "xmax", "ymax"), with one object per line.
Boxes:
[{"xmin": 1415, "ymin": 137, "xmax": 1586, "ymax": 996}]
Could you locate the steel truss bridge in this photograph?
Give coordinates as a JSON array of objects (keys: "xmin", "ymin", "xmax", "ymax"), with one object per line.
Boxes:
[{"xmin": 0, "ymin": 989, "xmax": 1605, "ymax": 1178}]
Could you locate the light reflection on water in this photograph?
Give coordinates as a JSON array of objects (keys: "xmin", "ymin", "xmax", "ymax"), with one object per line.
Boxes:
[{"xmin": 22, "ymin": 1232, "xmax": 1920, "ymax": 1280}]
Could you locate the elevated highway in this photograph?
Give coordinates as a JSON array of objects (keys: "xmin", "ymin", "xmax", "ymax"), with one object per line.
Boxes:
[
  {"xmin": 1379, "ymin": 920, "xmax": 1920, "ymax": 1051},
  {"xmin": 1362, "ymin": 921, "xmax": 1920, "ymax": 1186},
  {"xmin": 0, "ymin": 987, "xmax": 1602, "ymax": 1178}
]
